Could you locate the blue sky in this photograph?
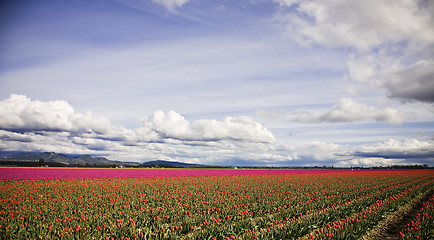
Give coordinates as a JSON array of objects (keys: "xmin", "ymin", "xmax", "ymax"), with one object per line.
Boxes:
[{"xmin": 1, "ymin": 0, "xmax": 433, "ymax": 167}]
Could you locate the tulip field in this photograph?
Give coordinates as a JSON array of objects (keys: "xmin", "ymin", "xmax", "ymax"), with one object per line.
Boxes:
[
  {"xmin": 0, "ymin": 168, "xmax": 433, "ymax": 239},
  {"xmin": 399, "ymin": 192, "xmax": 434, "ymax": 240}
]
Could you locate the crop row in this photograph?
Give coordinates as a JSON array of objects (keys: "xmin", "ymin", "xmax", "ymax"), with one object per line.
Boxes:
[
  {"xmin": 400, "ymin": 191, "xmax": 434, "ymax": 239},
  {"xmin": 0, "ymin": 170, "xmax": 433, "ymax": 239}
]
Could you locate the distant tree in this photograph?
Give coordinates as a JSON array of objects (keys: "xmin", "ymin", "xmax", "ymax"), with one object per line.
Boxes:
[{"xmin": 39, "ymin": 158, "xmax": 45, "ymax": 167}]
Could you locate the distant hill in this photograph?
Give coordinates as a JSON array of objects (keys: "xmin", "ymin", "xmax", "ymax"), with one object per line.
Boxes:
[
  {"xmin": 141, "ymin": 160, "xmax": 206, "ymax": 168},
  {"xmin": 0, "ymin": 152, "xmax": 140, "ymax": 167},
  {"xmin": 0, "ymin": 152, "xmax": 207, "ymax": 168}
]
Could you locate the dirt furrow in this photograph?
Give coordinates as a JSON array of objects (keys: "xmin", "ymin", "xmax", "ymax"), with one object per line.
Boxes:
[{"xmin": 361, "ymin": 187, "xmax": 434, "ymax": 240}]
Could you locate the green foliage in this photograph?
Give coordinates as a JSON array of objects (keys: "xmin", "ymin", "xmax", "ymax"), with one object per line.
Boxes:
[{"xmin": 0, "ymin": 170, "xmax": 433, "ymax": 239}]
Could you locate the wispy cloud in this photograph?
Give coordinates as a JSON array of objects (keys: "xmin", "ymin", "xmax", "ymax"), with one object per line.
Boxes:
[
  {"xmin": 0, "ymin": 34, "xmax": 346, "ymax": 124},
  {"xmin": 152, "ymin": 0, "xmax": 190, "ymax": 12},
  {"xmin": 259, "ymin": 98, "xmax": 409, "ymax": 125},
  {"xmin": 1, "ymin": 0, "xmax": 433, "ymax": 167}
]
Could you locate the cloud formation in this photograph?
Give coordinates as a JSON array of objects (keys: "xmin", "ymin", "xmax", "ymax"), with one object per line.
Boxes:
[
  {"xmin": 0, "ymin": 94, "xmax": 112, "ymax": 133},
  {"xmin": 276, "ymin": 0, "xmax": 434, "ymax": 105},
  {"xmin": 141, "ymin": 110, "xmax": 276, "ymax": 143},
  {"xmin": 0, "ymin": 94, "xmax": 274, "ymax": 144},
  {"xmin": 277, "ymin": 138, "xmax": 434, "ymax": 167},
  {"xmin": 383, "ymin": 60, "xmax": 434, "ymax": 103},
  {"xmin": 0, "ymin": 1, "xmax": 433, "ymax": 167},
  {"xmin": 260, "ymin": 98, "xmax": 408, "ymax": 125},
  {"xmin": 0, "ymin": 94, "xmax": 432, "ymax": 167},
  {"xmin": 152, "ymin": 0, "xmax": 190, "ymax": 12},
  {"xmin": 0, "ymin": 95, "xmax": 275, "ymax": 162},
  {"xmin": 348, "ymin": 55, "xmax": 434, "ymax": 103},
  {"xmin": 351, "ymin": 138, "xmax": 434, "ymax": 166},
  {"xmin": 275, "ymin": 0, "xmax": 434, "ymax": 51},
  {"xmin": 355, "ymin": 138, "xmax": 434, "ymax": 159}
]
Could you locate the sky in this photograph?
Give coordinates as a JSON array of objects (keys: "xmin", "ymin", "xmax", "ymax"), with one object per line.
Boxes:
[{"xmin": 0, "ymin": 0, "xmax": 433, "ymax": 167}]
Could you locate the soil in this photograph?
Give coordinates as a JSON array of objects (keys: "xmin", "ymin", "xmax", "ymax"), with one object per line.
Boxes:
[{"xmin": 362, "ymin": 189, "xmax": 433, "ymax": 240}]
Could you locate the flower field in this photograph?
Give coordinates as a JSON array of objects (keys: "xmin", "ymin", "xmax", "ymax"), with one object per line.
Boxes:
[
  {"xmin": 0, "ymin": 168, "xmax": 352, "ymax": 180},
  {"xmin": 400, "ymin": 191, "xmax": 434, "ymax": 239},
  {"xmin": 0, "ymin": 169, "xmax": 433, "ymax": 239}
]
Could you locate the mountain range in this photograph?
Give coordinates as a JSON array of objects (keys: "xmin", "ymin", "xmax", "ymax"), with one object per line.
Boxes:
[{"xmin": 0, "ymin": 152, "xmax": 205, "ymax": 168}]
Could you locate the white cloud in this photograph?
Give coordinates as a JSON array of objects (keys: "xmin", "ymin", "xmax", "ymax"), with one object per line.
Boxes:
[
  {"xmin": 0, "ymin": 130, "xmax": 90, "ymax": 155},
  {"xmin": 275, "ymin": 0, "xmax": 434, "ymax": 105},
  {"xmin": 277, "ymin": 138, "xmax": 434, "ymax": 167},
  {"xmin": 0, "ymin": 130, "xmax": 34, "ymax": 143},
  {"xmin": 152, "ymin": 0, "xmax": 190, "ymax": 12},
  {"xmin": 0, "ymin": 94, "xmax": 128, "ymax": 136},
  {"xmin": 1, "ymin": 1, "xmax": 432, "ymax": 167},
  {"xmin": 294, "ymin": 141, "xmax": 346, "ymax": 161},
  {"xmin": 348, "ymin": 54, "xmax": 434, "ymax": 103},
  {"xmin": 141, "ymin": 110, "xmax": 276, "ymax": 143},
  {"xmin": 260, "ymin": 98, "xmax": 409, "ymax": 125},
  {"xmin": 352, "ymin": 138, "xmax": 434, "ymax": 165},
  {"xmin": 348, "ymin": 54, "xmax": 383, "ymax": 83},
  {"xmin": 0, "ymin": 94, "xmax": 75, "ymax": 132},
  {"xmin": 318, "ymin": 98, "xmax": 408, "ymax": 125},
  {"xmin": 358, "ymin": 138, "xmax": 433, "ymax": 155},
  {"xmin": 346, "ymin": 157, "xmax": 406, "ymax": 167},
  {"xmin": 274, "ymin": 0, "xmax": 300, "ymax": 7},
  {"xmin": 275, "ymin": 0, "xmax": 434, "ymax": 51},
  {"xmin": 0, "ymin": 35, "xmax": 346, "ymax": 124},
  {"xmin": 0, "ymin": 94, "xmax": 275, "ymax": 144},
  {"xmin": 0, "ymin": 95, "xmax": 276, "ymax": 163}
]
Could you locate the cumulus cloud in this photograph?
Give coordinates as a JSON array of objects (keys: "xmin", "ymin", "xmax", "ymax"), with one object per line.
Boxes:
[
  {"xmin": 0, "ymin": 94, "xmax": 149, "ymax": 155},
  {"xmin": 0, "ymin": 95, "xmax": 275, "ymax": 163},
  {"xmin": 2, "ymin": 95, "xmax": 431, "ymax": 167},
  {"xmin": 355, "ymin": 138, "xmax": 434, "ymax": 160},
  {"xmin": 140, "ymin": 110, "xmax": 276, "ymax": 143},
  {"xmin": 316, "ymin": 98, "xmax": 408, "ymax": 125},
  {"xmin": 0, "ymin": 94, "xmax": 114, "ymax": 134},
  {"xmin": 0, "ymin": 94, "xmax": 75, "ymax": 132},
  {"xmin": 275, "ymin": 0, "xmax": 434, "ymax": 105},
  {"xmin": 0, "ymin": 130, "xmax": 89, "ymax": 155},
  {"xmin": 0, "ymin": 130, "xmax": 34, "ymax": 143},
  {"xmin": 346, "ymin": 157, "xmax": 406, "ymax": 167},
  {"xmin": 260, "ymin": 98, "xmax": 409, "ymax": 125},
  {"xmin": 152, "ymin": 0, "xmax": 190, "ymax": 12},
  {"xmin": 348, "ymin": 56, "xmax": 434, "ymax": 103},
  {"xmin": 275, "ymin": 0, "xmax": 434, "ymax": 51},
  {"xmin": 0, "ymin": 95, "xmax": 275, "ymax": 144},
  {"xmin": 272, "ymin": 138, "xmax": 434, "ymax": 167},
  {"xmin": 277, "ymin": 138, "xmax": 434, "ymax": 167}
]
